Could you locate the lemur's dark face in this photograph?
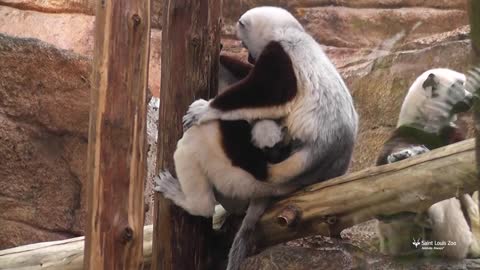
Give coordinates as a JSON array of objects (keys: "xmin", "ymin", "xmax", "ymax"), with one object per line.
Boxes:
[
  {"xmin": 449, "ymin": 80, "xmax": 474, "ymax": 114},
  {"xmin": 422, "ymin": 73, "xmax": 474, "ymax": 116}
]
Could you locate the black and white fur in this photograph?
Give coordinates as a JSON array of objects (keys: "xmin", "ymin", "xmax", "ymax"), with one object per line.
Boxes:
[
  {"xmin": 155, "ymin": 7, "xmax": 358, "ymax": 270},
  {"xmin": 218, "ymin": 53, "xmax": 294, "ymax": 165},
  {"xmin": 376, "ymin": 68, "xmax": 477, "ymax": 259},
  {"xmin": 214, "ymin": 53, "xmax": 294, "ymax": 220}
]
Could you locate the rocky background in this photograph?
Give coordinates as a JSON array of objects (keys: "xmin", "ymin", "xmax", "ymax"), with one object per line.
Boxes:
[{"xmin": 0, "ymin": 0, "xmax": 476, "ymax": 268}]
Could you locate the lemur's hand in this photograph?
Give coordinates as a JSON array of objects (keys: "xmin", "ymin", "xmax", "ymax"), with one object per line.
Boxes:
[
  {"xmin": 387, "ymin": 145, "xmax": 429, "ymax": 164},
  {"xmin": 183, "ymin": 99, "xmax": 219, "ymax": 130},
  {"xmin": 183, "ymin": 99, "xmax": 208, "ymax": 130}
]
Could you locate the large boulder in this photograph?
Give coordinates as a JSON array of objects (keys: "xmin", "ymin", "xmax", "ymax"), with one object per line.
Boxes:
[
  {"xmin": 0, "ymin": 34, "xmax": 90, "ymax": 248},
  {"xmin": 242, "ymin": 240, "xmax": 480, "ymax": 270},
  {"xmin": 0, "ymin": 0, "xmax": 164, "ymax": 29},
  {"xmin": 0, "ymin": 0, "xmax": 94, "ymax": 14},
  {"xmin": 0, "ymin": 33, "xmax": 160, "ymax": 248},
  {"xmin": 0, "ymin": 6, "xmax": 162, "ymax": 97}
]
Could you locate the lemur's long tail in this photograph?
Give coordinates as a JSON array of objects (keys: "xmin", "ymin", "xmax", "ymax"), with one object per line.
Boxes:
[{"xmin": 226, "ymin": 198, "xmax": 270, "ymax": 270}]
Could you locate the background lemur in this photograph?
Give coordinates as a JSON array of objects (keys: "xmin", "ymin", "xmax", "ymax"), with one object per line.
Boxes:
[{"xmin": 376, "ymin": 68, "xmax": 478, "ymax": 259}]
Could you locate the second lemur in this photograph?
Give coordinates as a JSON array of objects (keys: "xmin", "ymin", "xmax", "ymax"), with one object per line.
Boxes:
[{"xmin": 376, "ymin": 68, "xmax": 478, "ymax": 259}]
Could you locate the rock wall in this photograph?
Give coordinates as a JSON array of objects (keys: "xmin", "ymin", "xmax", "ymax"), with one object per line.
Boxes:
[
  {"xmin": 0, "ymin": 34, "xmax": 89, "ymax": 248},
  {"xmin": 0, "ymin": 0, "xmax": 474, "ymax": 257}
]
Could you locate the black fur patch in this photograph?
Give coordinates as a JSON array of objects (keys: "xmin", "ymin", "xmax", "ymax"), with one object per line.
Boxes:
[
  {"xmin": 248, "ymin": 53, "xmax": 255, "ymax": 65},
  {"xmin": 220, "ymin": 120, "xmax": 269, "ymax": 181},
  {"xmin": 212, "ymin": 41, "xmax": 297, "ymax": 111},
  {"xmin": 219, "ymin": 54, "xmax": 253, "ymax": 80},
  {"xmin": 217, "ymin": 53, "xmax": 295, "ymax": 179},
  {"xmin": 451, "ymin": 99, "xmax": 474, "ymax": 115},
  {"xmin": 263, "ymin": 143, "xmax": 293, "ymax": 164},
  {"xmin": 439, "ymin": 125, "xmax": 467, "ymax": 144},
  {"xmin": 376, "ymin": 125, "xmax": 465, "ymax": 165},
  {"xmin": 422, "ymin": 73, "xmax": 439, "ymax": 97}
]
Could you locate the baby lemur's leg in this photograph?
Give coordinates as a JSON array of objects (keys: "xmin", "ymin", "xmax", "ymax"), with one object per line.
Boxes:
[
  {"xmin": 267, "ymin": 149, "xmax": 311, "ymax": 184},
  {"xmin": 210, "ymin": 165, "xmax": 296, "ymax": 200}
]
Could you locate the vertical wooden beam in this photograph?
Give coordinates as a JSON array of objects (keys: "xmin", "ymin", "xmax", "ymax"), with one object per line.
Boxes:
[
  {"xmin": 470, "ymin": 1, "xmax": 480, "ymax": 62},
  {"xmin": 152, "ymin": 1, "xmax": 223, "ymax": 270},
  {"xmin": 84, "ymin": 0, "xmax": 151, "ymax": 269},
  {"xmin": 469, "ymin": 1, "xmax": 480, "ymax": 181}
]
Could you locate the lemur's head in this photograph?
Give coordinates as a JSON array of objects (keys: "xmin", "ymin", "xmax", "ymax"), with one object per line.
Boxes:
[
  {"xmin": 397, "ymin": 68, "xmax": 474, "ymax": 133},
  {"xmin": 236, "ymin": 6, "xmax": 303, "ymax": 64}
]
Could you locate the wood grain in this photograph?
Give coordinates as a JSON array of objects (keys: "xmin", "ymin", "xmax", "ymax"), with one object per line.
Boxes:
[
  {"xmin": 468, "ymin": 0, "xmax": 480, "ymax": 183},
  {"xmin": 84, "ymin": 0, "xmax": 151, "ymax": 269},
  {"xmin": 151, "ymin": 1, "xmax": 223, "ymax": 270},
  {"xmin": 0, "ymin": 226, "xmax": 154, "ymax": 270},
  {"xmin": 256, "ymin": 139, "xmax": 478, "ymax": 247}
]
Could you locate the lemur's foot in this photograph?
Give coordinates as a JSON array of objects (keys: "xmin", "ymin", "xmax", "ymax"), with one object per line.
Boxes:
[
  {"xmin": 212, "ymin": 204, "xmax": 229, "ymax": 231},
  {"xmin": 153, "ymin": 170, "xmax": 185, "ymax": 204},
  {"xmin": 387, "ymin": 145, "xmax": 429, "ymax": 163}
]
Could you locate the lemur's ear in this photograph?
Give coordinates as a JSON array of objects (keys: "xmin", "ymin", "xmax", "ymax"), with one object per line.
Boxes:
[{"xmin": 422, "ymin": 73, "xmax": 438, "ymax": 90}]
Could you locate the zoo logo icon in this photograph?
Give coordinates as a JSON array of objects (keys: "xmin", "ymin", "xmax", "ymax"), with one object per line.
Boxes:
[
  {"xmin": 411, "ymin": 238, "xmax": 457, "ymax": 250},
  {"xmin": 412, "ymin": 238, "xmax": 421, "ymax": 248}
]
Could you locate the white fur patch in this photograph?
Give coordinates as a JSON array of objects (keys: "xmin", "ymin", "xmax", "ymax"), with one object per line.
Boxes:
[
  {"xmin": 236, "ymin": 7, "xmax": 304, "ymax": 60},
  {"xmin": 213, "ymin": 204, "xmax": 229, "ymax": 230},
  {"xmin": 387, "ymin": 145, "xmax": 429, "ymax": 163},
  {"xmin": 428, "ymin": 198, "xmax": 473, "ymax": 259},
  {"xmin": 468, "ymin": 191, "xmax": 480, "ymax": 257},
  {"xmin": 251, "ymin": 120, "xmax": 283, "ymax": 148}
]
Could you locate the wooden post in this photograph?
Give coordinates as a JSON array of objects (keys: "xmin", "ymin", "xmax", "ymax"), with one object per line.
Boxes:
[
  {"xmin": 84, "ymin": 0, "xmax": 150, "ymax": 269},
  {"xmin": 468, "ymin": 1, "xmax": 480, "ymax": 213},
  {"xmin": 470, "ymin": 1, "xmax": 480, "ymax": 63},
  {"xmin": 151, "ymin": 1, "xmax": 223, "ymax": 270}
]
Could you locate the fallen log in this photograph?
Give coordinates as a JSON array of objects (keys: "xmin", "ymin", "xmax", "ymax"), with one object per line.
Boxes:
[
  {"xmin": 0, "ymin": 225, "xmax": 153, "ymax": 270},
  {"xmin": 256, "ymin": 139, "xmax": 478, "ymax": 247},
  {"xmin": 0, "ymin": 139, "xmax": 477, "ymax": 269}
]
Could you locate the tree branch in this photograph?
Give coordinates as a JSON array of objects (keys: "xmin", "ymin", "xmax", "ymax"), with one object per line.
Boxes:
[{"xmin": 255, "ymin": 139, "xmax": 477, "ymax": 247}]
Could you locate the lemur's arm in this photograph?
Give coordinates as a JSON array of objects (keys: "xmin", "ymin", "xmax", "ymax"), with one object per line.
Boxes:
[
  {"xmin": 266, "ymin": 149, "xmax": 311, "ymax": 184},
  {"xmin": 183, "ymin": 41, "xmax": 297, "ymax": 128},
  {"xmin": 219, "ymin": 54, "xmax": 253, "ymax": 80}
]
